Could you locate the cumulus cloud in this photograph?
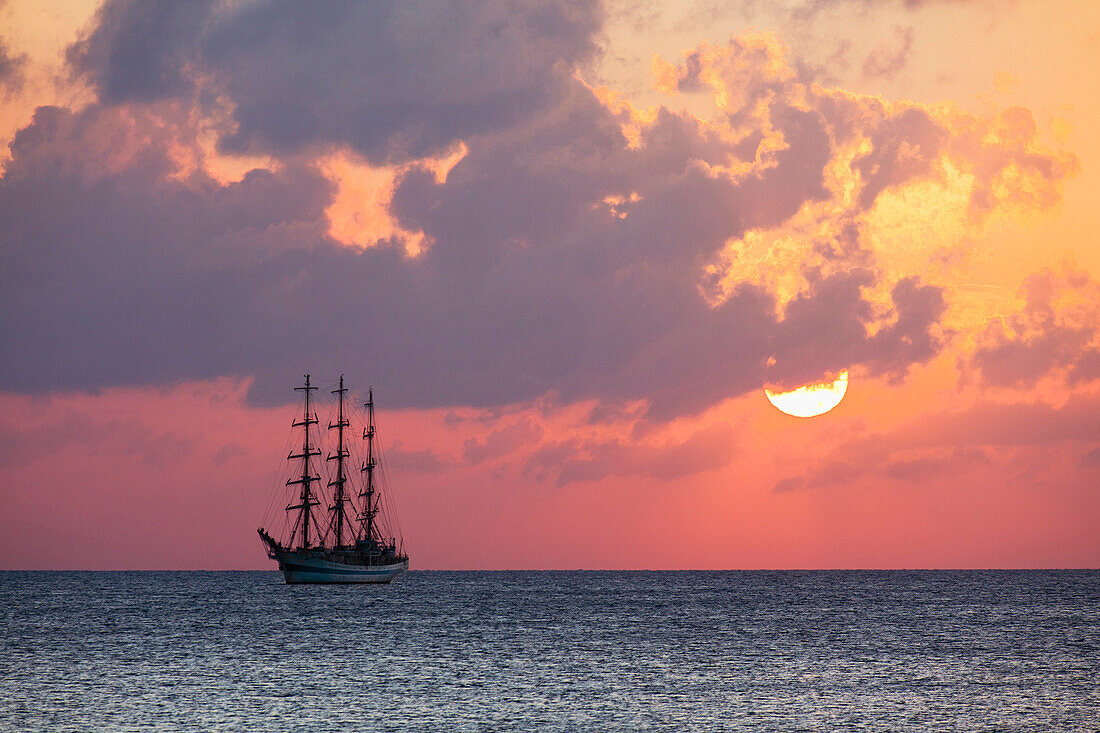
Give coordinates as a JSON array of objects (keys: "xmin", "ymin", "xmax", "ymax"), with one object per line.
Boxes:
[
  {"xmin": 852, "ymin": 105, "xmax": 948, "ymax": 208},
  {"xmin": 66, "ymin": 1, "xmax": 211, "ymax": 104},
  {"xmin": 969, "ymin": 266, "xmax": 1100, "ymax": 388},
  {"xmin": 69, "ymin": 0, "xmax": 603, "ymax": 163},
  {"xmin": 653, "ymin": 35, "xmax": 1074, "ymax": 221},
  {"xmin": 0, "ymin": 3, "xmax": 1077, "ymax": 422},
  {"xmin": 767, "ymin": 271, "xmax": 946, "ymax": 389}
]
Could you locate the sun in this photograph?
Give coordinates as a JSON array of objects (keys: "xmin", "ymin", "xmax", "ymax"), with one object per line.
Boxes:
[{"xmin": 764, "ymin": 370, "xmax": 849, "ymax": 418}]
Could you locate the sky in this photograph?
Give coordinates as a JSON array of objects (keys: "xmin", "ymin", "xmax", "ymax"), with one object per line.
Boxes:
[{"xmin": 1, "ymin": 0, "xmax": 1098, "ymax": 569}]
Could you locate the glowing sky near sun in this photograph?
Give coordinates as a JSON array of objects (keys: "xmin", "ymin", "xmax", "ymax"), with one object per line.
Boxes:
[
  {"xmin": 766, "ymin": 371, "xmax": 849, "ymax": 418},
  {"xmin": 0, "ymin": 0, "xmax": 1098, "ymax": 569}
]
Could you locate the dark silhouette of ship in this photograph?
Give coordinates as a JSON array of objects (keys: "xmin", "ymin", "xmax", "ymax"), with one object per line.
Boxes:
[{"xmin": 259, "ymin": 375, "xmax": 408, "ymax": 583}]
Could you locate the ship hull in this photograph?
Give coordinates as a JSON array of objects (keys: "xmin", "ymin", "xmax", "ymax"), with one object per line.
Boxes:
[{"xmin": 272, "ymin": 549, "xmax": 408, "ymax": 584}]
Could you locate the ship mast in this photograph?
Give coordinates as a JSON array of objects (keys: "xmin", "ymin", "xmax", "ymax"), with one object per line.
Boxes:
[
  {"xmin": 327, "ymin": 375, "xmax": 352, "ymax": 548},
  {"xmin": 286, "ymin": 374, "xmax": 321, "ymax": 549},
  {"xmin": 360, "ymin": 388, "xmax": 378, "ymax": 545}
]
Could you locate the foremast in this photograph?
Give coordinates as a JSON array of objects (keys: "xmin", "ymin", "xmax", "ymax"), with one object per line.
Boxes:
[{"xmin": 286, "ymin": 375, "xmax": 321, "ymax": 549}]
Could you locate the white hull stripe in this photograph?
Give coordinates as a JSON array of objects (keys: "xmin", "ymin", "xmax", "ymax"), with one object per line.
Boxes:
[{"xmin": 279, "ymin": 561, "xmax": 404, "ymax": 575}]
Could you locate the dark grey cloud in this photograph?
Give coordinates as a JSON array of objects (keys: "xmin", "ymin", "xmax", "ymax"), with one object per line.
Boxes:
[
  {"xmin": 66, "ymin": 1, "xmax": 212, "ymax": 103},
  {"xmin": 866, "ymin": 277, "xmax": 948, "ymax": 379},
  {"xmin": 853, "ymin": 106, "xmax": 948, "ymax": 208},
  {"xmin": 767, "ymin": 273, "xmax": 945, "ymax": 390},
  {"xmin": 0, "ymin": 92, "xmax": 942, "ymax": 418},
  {"xmin": 69, "ymin": 0, "xmax": 603, "ymax": 163},
  {"xmin": 3, "ymin": 4, "xmax": 1018, "ymax": 420}
]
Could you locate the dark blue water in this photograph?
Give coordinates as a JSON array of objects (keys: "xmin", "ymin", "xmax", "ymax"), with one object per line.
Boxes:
[{"xmin": 1, "ymin": 571, "xmax": 1097, "ymax": 731}]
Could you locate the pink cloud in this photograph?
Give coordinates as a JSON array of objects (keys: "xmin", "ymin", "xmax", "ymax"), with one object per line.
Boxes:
[{"xmin": 969, "ymin": 267, "xmax": 1100, "ymax": 388}]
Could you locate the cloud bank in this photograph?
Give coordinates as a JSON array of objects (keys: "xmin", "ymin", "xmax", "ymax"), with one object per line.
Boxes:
[{"xmin": 0, "ymin": 0, "xmax": 1076, "ymax": 421}]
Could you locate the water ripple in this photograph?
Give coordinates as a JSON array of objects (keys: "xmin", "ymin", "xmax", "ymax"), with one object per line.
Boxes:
[{"xmin": 1, "ymin": 570, "xmax": 1097, "ymax": 731}]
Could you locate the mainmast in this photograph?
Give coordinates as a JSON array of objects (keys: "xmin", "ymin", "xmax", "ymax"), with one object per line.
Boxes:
[
  {"xmin": 327, "ymin": 375, "xmax": 352, "ymax": 548},
  {"xmin": 286, "ymin": 375, "xmax": 321, "ymax": 549},
  {"xmin": 360, "ymin": 388, "xmax": 378, "ymax": 544}
]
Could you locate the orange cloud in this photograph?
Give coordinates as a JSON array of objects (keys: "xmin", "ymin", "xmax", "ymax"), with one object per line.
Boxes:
[
  {"xmin": 633, "ymin": 35, "xmax": 1081, "ymax": 330},
  {"xmin": 320, "ymin": 143, "xmax": 467, "ymax": 255}
]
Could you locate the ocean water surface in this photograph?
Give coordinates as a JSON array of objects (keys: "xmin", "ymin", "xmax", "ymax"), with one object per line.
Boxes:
[{"xmin": 1, "ymin": 570, "xmax": 1097, "ymax": 731}]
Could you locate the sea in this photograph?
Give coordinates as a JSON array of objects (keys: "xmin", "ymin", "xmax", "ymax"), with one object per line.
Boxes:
[{"xmin": 1, "ymin": 570, "xmax": 1097, "ymax": 731}]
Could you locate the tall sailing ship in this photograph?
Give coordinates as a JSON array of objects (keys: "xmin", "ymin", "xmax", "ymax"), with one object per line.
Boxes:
[{"xmin": 258, "ymin": 375, "xmax": 408, "ymax": 583}]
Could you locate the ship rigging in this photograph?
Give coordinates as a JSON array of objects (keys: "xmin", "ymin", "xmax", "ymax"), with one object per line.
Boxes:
[{"xmin": 258, "ymin": 374, "xmax": 408, "ymax": 583}]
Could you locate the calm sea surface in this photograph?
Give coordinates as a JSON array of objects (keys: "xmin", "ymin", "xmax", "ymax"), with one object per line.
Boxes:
[{"xmin": 1, "ymin": 571, "xmax": 1098, "ymax": 731}]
